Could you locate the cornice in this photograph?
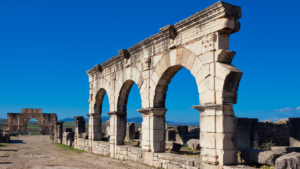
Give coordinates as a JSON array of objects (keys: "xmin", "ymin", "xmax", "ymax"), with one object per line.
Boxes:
[{"xmin": 87, "ymin": 1, "xmax": 241, "ymax": 75}]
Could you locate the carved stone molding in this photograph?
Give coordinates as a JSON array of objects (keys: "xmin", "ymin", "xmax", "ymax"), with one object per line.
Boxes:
[
  {"xmin": 142, "ymin": 57, "xmax": 151, "ymax": 70},
  {"xmin": 202, "ymin": 33, "xmax": 216, "ymax": 53}
]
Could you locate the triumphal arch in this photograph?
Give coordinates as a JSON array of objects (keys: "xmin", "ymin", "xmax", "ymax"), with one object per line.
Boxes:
[
  {"xmin": 87, "ymin": 1, "xmax": 242, "ymax": 167},
  {"xmin": 7, "ymin": 108, "xmax": 57, "ymax": 135}
]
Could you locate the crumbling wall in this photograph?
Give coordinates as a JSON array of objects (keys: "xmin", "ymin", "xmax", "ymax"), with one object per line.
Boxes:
[
  {"xmin": 76, "ymin": 138, "xmax": 89, "ymax": 152},
  {"xmin": 92, "ymin": 141, "xmax": 110, "ymax": 156},
  {"xmin": 115, "ymin": 145, "xmax": 143, "ymax": 163},
  {"xmin": 153, "ymin": 153, "xmax": 201, "ymax": 169},
  {"xmin": 258, "ymin": 120, "xmax": 289, "ymax": 146}
]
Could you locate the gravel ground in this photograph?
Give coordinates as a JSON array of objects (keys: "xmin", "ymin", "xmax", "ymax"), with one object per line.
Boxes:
[{"xmin": 0, "ymin": 135, "xmax": 154, "ymax": 169}]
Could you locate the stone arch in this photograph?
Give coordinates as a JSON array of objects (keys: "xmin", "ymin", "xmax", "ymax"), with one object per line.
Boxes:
[
  {"xmin": 117, "ymin": 80, "xmax": 136, "ymax": 112},
  {"xmin": 23, "ymin": 117, "xmax": 41, "ymax": 135},
  {"xmin": 115, "ymin": 67, "xmax": 143, "ymax": 111},
  {"xmin": 7, "ymin": 109, "xmax": 57, "ymax": 135},
  {"xmin": 152, "ymin": 48, "xmax": 202, "ymax": 108},
  {"xmin": 90, "ymin": 77, "xmax": 113, "ymax": 113},
  {"xmin": 151, "ymin": 47, "xmax": 242, "ymax": 108},
  {"xmin": 94, "ymin": 88, "xmax": 109, "ymax": 114}
]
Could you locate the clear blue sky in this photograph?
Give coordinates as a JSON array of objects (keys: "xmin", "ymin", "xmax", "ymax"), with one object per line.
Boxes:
[{"xmin": 1, "ymin": 0, "xmax": 299, "ymax": 122}]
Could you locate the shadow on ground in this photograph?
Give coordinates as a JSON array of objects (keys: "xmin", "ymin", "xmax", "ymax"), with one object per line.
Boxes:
[{"xmin": 10, "ymin": 140, "xmax": 25, "ymax": 144}]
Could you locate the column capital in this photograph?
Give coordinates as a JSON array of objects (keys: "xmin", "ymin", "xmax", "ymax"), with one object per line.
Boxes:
[
  {"xmin": 86, "ymin": 113, "xmax": 101, "ymax": 118},
  {"xmin": 107, "ymin": 111, "xmax": 127, "ymax": 117},
  {"xmin": 137, "ymin": 108, "xmax": 167, "ymax": 117}
]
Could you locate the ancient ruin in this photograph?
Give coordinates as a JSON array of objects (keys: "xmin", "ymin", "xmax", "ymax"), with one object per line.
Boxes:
[
  {"xmin": 84, "ymin": 1, "xmax": 243, "ymax": 168},
  {"xmin": 7, "ymin": 108, "xmax": 57, "ymax": 135}
]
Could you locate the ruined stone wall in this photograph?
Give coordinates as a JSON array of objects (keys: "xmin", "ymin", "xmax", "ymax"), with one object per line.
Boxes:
[
  {"xmin": 92, "ymin": 141, "xmax": 110, "ymax": 156},
  {"xmin": 115, "ymin": 145, "xmax": 143, "ymax": 163},
  {"xmin": 76, "ymin": 138, "xmax": 89, "ymax": 152},
  {"xmin": 153, "ymin": 153, "xmax": 201, "ymax": 169},
  {"xmin": 62, "ymin": 131, "xmax": 74, "ymax": 146},
  {"xmin": 61, "ymin": 138, "xmax": 203, "ymax": 168},
  {"xmin": 258, "ymin": 120, "xmax": 289, "ymax": 146}
]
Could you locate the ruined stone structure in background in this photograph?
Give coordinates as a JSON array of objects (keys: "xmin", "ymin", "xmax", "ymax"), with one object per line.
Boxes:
[
  {"xmin": 236, "ymin": 118, "xmax": 259, "ymax": 150},
  {"xmin": 288, "ymin": 118, "xmax": 300, "ymax": 147},
  {"xmin": 86, "ymin": 1, "xmax": 243, "ymax": 167},
  {"xmin": 125, "ymin": 122, "xmax": 135, "ymax": 141},
  {"xmin": 54, "ymin": 121, "xmax": 64, "ymax": 144},
  {"xmin": 0, "ymin": 129, "xmax": 10, "ymax": 143},
  {"xmin": 7, "ymin": 108, "xmax": 57, "ymax": 135},
  {"xmin": 73, "ymin": 116, "xmax": 86, "ymax": 149}
]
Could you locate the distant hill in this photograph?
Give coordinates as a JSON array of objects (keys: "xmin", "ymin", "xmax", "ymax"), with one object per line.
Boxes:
[
  {"xmin": 59, "ymin": 116, "xmax": 141, "ymax": 123},
  {"xmin": 0, "ymin": 117, "xmax": 198, "ymax": 126}
]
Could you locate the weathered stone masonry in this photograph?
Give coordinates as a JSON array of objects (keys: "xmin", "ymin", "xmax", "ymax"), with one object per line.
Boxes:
[
  {"xmin": 86, "ymin": 1, "xmax": 243, "ymax": 167},
  {"xmin": 7, "ymin": 108, "xmax": 57, "ymax": 135}
]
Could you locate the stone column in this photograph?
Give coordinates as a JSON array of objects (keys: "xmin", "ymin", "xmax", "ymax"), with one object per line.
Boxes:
[
  {"xmin": 193, "ymin": 104, "xmax": 237, "ymax": 166},
  {"xmin": 137, "ymin": 108, "xmax": 166, "ymax": 153},
  {"xmin": 55, "ymin": 121, "xmax": 64, "ymax": 144},
  {"xmin": 107, "ymin": 111, "xmax": 126, "ymax": 158},
  {"xmin": 74, "ymin": 116, "xmax": 86, "ymax": 149},
  {"xmin": 125, "ymin": 122, "xmax": 135, "ymax": 141},
  {"xmin": 87, "ymin": 113, "xmax": 102, "ymax": 153}
]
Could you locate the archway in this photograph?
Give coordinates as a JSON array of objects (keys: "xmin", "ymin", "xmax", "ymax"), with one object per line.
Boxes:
[
  {"xmin": 7, "ymin": 109, "xmax": 57, "ymax": 135},
  {"xmin": 164, "ymin": 67, "xmax": 200, "ymax": 146},
  {"xmin": 90, "ymin": 88, "xmax": 110, "ymax": 141},
  {"xmin": 24, "ymin": 118, "xmax": 40, "ymax": 135},
  {"xmin": 116, "ymin": 80, "xmax": 142, "ymax": 145}
]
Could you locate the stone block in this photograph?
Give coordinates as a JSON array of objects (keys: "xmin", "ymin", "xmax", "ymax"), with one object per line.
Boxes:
[
  {"xmin": 200, "ymin": 115, "xmax": 215, "ymax": 132},
  {"xmin": 271, "ymin": 147, "xmax": 300, "ymax": 153},
  {"xmin": 150, "ymin": 129, "xmax": 164, "ymax": 142},
  {"xmin": 199, "ymin": 52, "xmax": 214, "ymax": 65},
  {"xmin": 216, "ymin": 115, "xmax": 236, "ymax": 133},
  {"xmin": 190, "ymin": 58, "xmax": 202, "ymax": 77},
  {"xmin": 275, "ymin": 152, "xmax": 300, "ymax": 169},
  {"xmin": 167, "ymin": 163, "xmax": 180, "ymax": 169},
  {"xmin": 187, "ymin": 139, "xmax": 200, "ymax": 150},
  {"xmin": 150, "ymin": 116, "xmax": 165, "ymax": 130},
  {"xmin": 165, "ymin": 141, "xmax": 181, "ymax": 151},
  {"xmin": 195, "ymin": 63, "xmax": 210, "ymax": 86},
  {"xmin": 125, "ymin": 123, "xmax": 135, "ymax": 141},
  {"xmin": 198, "ymin": 75, "xmax": 214, "ymax": 94},
  {"xmin": 241, "ymin": 148, "xmax": 284, "ymax": 166},
  {"xmin": 215, "ymin": 49, "xmax": 236, "ymax": 64}
]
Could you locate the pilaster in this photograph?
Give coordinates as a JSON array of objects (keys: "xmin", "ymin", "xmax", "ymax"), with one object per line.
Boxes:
[
  {"xmin": 107, "ymin": 111, "xmax": 127, "ymax": 158},
  {"xmin": 193, "ymin": 104, "xmax": 237, "ymax": 165},
  {"xmin": 137, "ymin": 108, "xmax": 167, "ymax": 153},
  {"xmin": 87, "ymin": 113, "xmax": 102, "ymax": 153}
]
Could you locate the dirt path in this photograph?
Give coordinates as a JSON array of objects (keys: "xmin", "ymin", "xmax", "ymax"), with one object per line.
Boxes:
[{"xmin": 0, "ymin": 135, "xmax": 154, "ymax": 169}]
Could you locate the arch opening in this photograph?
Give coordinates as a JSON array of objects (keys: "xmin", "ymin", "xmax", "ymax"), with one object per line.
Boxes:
[
  {"xmin": 154, "ymin": 65, "xmax": 200, "ymax": 109},
  {"xmin": 117, "ymin": 80, "xmax": 142, "ymax": 146},
  {"xmin": 25, "ymin": 118, "xmax": 40, "ymax": 135},
  {"xmin": 154, "ymin": 65, "xmax": 200, "ymax": 153},
  {"xmin": 93, "ymin": 88, "xmax": 110, "ymax": 141}
]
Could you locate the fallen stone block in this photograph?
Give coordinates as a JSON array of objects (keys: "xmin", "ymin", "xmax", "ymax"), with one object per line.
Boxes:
[
  {"xmin": 241, "ymin": 148, "xmax": 284, "ymax": 166},
  {"xmin": 275, "ymin": 152, "xmax": 300, "ymax": 169},
  {"xmin": 165, "ymin": 141, "xmax": 181, "ymax": 151},
  {"xmin": 187, "ymin": 139, "xmax": 200, "ymax": 150},
  {"xmin": 271, "ymin": 146, "xmax": 300, "ymax": 153}
]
